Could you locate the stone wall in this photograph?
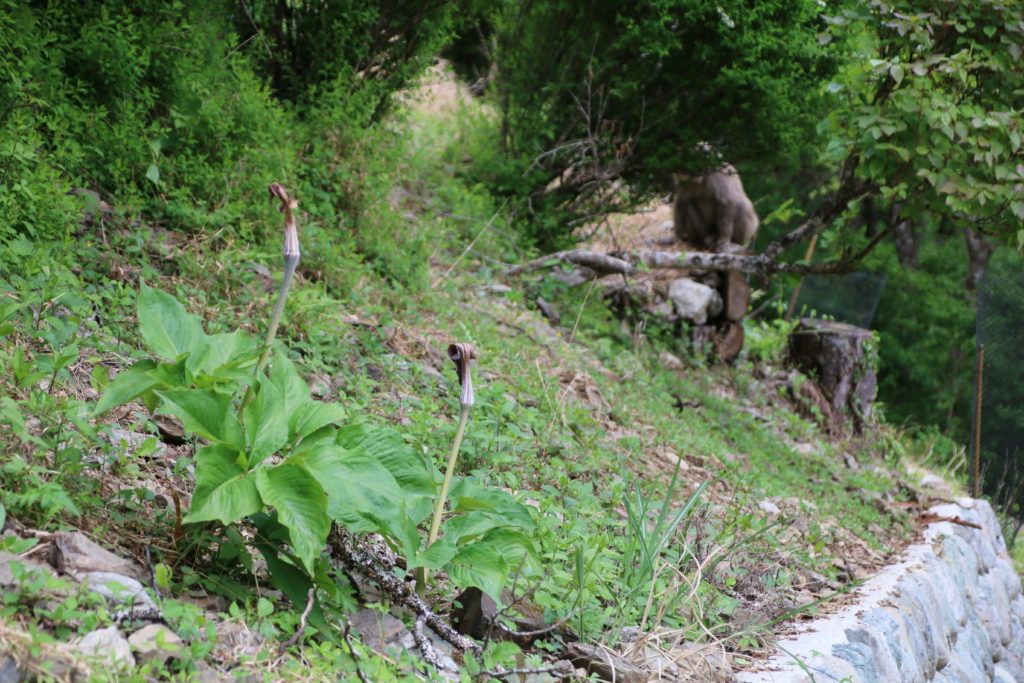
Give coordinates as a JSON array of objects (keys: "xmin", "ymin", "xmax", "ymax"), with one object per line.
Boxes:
[{"xmin": 737, "ymin": 498, "xmax": 1024, "ymax": 682}]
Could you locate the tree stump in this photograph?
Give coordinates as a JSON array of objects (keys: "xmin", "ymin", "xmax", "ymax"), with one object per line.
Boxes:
[{"xmin": 788, "ymin": 318, "xmax": 877, "ymax": 431}]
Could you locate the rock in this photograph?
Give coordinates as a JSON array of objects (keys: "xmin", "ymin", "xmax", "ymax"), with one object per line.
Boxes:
[
  {"xmin": 919, "ymin": 474, "xmax": 954, "ymax": 497},
  {"xmin": 0, "ymin": 656, "xmax": 22, "ymax": 683},
  {"xmin": 52, "ymin": 531, "xmax": 146, "ymax": 580},
  {"xmin": 77, "ymin": 626, "xmax": 135, "ymax": 670},
  {"xmin": 658, "ymin": 351, "xmax": 685, "ymax": 371},
  {"xmin": 350, "ymin": 608, "xmax": 458, "ymax": 681},
  {"xmin": 0, "ymin": 551, "xmax": 58, "ymax": 587},
  {"xmin": 103, "ymin": 429, "xmax": 167, "ymax": 458},
  {"xmin": 757, "ymin": 500, "xmax": 781, "ymax": 515},
  {"xmin": 79, "ymin": 572, "xmax": 161, "ymax": 621},
  {"xmin": 668, "ymin": 642, "xmax": 731, "ymax": 682},
  {"xmin": 152, "ymin": 413, "xmax": 187, "ymax": 446},
  {"xmin": 563, "ymin": 642, "xmax": 648, "ymax": 683},
  {"xmin": 129, "ymin": 624, "xmax": 185, "ymax": 666},
  {"xmin": 213, "ymin": 621, "xmax": 264, "ymax": 663},
  {"xmin": 667, "ymin": 278, "xmax": 718, "ymax": 324}
]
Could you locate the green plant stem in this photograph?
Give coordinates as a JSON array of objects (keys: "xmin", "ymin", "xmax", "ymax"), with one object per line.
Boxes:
[
  {"xmin": 241, "ymin": 253, "xmax": 298, "ymax": 413},
  {"xmin": 416, "ymin": 402, "xmax": 471, "ymax": 594}
]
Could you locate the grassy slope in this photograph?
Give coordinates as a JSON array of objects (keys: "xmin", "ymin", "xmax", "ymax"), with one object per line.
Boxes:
[{"xmin": 0, "ymin": 64, "xmax": 973, "ymax": 681}]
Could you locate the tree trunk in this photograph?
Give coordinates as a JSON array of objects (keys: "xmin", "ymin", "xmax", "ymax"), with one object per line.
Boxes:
[{"xmin": 788, "ymin": 319, "xmax": 878, "ymax": 432}]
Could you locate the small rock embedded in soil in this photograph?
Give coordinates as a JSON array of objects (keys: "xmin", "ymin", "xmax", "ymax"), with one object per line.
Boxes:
[
  {"xmin": 129, "ymin": 624, "xmax": 185, "ymax": 666},
  {"xmin": 52, "ymin": 531, "xmax": 146, "ymax": 580},
  {"xmin": 564, "ymin": 642, "xmax": 649, "ymax": 683},
  {"xmin": 350, "ymin": 608, "xmax": 458, "ymax": 681},
  {"xmin": 77, "ymin": 626, "xmax": 135, "ymax": 670}
]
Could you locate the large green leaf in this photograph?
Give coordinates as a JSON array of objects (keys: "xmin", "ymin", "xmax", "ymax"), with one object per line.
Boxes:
[
  {"xmin": 255, "ymin": 463, "xmax": 329, "ymax": 575},
  {"xmin": 477, "ymin": 527, "xmax": 540, "ymax": 574},
  {"xmin": 93, "ymin": 360, "xmax": 159, "ymax": 415},
  {"xmin": 441, "ymin": 511, "xmax": 507, "ymax": 546},
  {"xmin": 302, "ymin": 444, "xmax": 422, "ymax": 558},
  {"xmin": 292, "ymin": 402, "xmax": 346, "ymax": 442},
  {"xmin": 189, "ymin": 329, "xmax": 258, "ymax": 377},
  {"xmin": 244, "ymin": 373, "xmax": 288, "ymax": 466},
  {"xmin": 269, "ymin": 353, "xmax": 310, "ymax": 410},
  {"xmin": 137, "ymin": 282, "xmax": 205, "ymax": 362},
  {"xmin": 448, "ymin": 478, "xmax": 535, "ymax": 530},
  {"xmin": 185, "ymin": 444, "xmax": 260, "ymax": 524},
  {"xmin": 337, "ymin": 424, "xmax": 436, "ymax": 495},
  {"xmin": 413, "ymin": 537, "xmax": 458, "ymax": 570},
  {"xmin": 445, "ymin": 539, "xmax": 509, "ymax": 601},
  {"xmin": 156, "ymin": 389, "xmax": 245, "ymax": 449}
]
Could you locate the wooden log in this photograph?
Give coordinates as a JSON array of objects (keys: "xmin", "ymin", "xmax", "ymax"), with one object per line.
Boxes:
[
  {"xmin": 788, "ymin": 318, "xmax": 877, "ymax": 431},
  {"xmin": 721, "ymin": 270, "xmax": 751, "ymax": 322}
]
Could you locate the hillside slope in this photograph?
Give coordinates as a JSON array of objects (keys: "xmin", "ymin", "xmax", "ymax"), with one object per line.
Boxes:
[{"xmin": 0, "ymin": 62, "xmax": 970, "ymax": 682}]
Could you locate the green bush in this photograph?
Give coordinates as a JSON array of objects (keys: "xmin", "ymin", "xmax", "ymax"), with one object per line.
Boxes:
[{"xmin": 484, "ymin": 0, "xmax": 844, "ymax": 246}]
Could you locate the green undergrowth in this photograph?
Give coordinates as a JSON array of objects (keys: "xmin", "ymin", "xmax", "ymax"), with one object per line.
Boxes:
[{"xmin": 0, "ymin": 65, "xmax": 928, "ymax": 681}]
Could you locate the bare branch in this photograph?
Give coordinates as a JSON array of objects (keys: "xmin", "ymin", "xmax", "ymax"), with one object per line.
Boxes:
[
  {"xmin": 278, "ymin": 587, "xmax": 316, "ymax": 655},
  {"xmin": 505, "ymin": 250, "xmax": 635, "ymax": 277}
]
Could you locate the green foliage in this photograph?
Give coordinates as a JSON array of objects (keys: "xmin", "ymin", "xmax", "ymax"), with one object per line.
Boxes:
[
  {"xmin": 486, "ymin": 0, "xmax": 843, "ymax": 245},
  {"xmin": 232, "ymin": 0, "xmax": 459, "ymax": 115},
  {"xmin": 98, "ymin": 282, "xmax": 536, "ymax": 599},
  {"xmin": 869, "ymin": 236, "xmax": 975, "ymax": 441},
  {"xmin": 822, "ymin": 0, "xmax": 1024, "ymax": 245}
]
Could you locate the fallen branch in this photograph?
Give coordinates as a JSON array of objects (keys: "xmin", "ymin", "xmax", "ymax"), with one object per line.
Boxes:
[
  {"xmin": 506, "ymin": 160, "xmax": 877, "ymax": 279},
  {"xmin": 278, "ymin": 587, "xmax": 316, "ymax": 655},
  {"xmin": 918, "ymin": 512, "xmax": 983, "ymax": 529},
  {"xmin": 341, "ymin": 618, "xmax": 372, "ymax": 683},
  {"xmin": 505, "ymin": 249, "xmax": 635, "ymax": 277},
  {"xmin": 411, "ymin": 613, "xmax": 451, "ymax": 675},
  {"xmin": 477, "ymin": 663, "xmax": 574, "ymax": 681},
  {"xmin": 330, "ymin": 529, "xmax": 482, "ymax": 655}
]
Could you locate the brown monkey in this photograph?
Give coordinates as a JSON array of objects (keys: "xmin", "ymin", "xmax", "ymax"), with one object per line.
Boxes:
[{"xmin": 673, "ymin": 155, "xmax": 759, "ymax": 253}]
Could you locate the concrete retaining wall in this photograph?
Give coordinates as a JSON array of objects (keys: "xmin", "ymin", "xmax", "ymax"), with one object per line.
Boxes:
[{"xmin": 738, "ymin": 498, "xmax": 1024, "ymax": 682}]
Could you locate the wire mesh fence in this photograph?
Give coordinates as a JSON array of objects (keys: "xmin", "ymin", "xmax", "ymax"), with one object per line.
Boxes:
[
  {"xmin": 973, "ymin": 257, "xmax": 1024, "ymax": 545},
  {"xmin": 789, "ymin": 271, "xmax": 888, "ymax": 329}
]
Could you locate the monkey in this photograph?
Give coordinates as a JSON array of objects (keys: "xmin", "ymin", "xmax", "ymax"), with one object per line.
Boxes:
[{"xmin": 672, "ymin": 155, "xmax": 759, "ymax": 253}]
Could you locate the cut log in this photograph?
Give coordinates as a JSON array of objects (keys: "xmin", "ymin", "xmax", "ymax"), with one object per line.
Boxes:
[
  {"xmin": 788, "ymin": 318, "xmax": 877, "ymax": 431},
  {"xmin": 722, "ymin": 270, "xmax": 751, "ymax": 322}
]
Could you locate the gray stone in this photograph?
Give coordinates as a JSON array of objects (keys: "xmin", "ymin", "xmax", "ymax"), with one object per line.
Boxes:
[
  {"xmin": 79, "ymin": 571, "xmax": 161, "ymax": 621},
  {"xmin": 919, "ymin": 474, "xmax": 953, "ymax": 496},
  {"xmin": 128, "ymin": 624, "xmax": 185, "ymax": 666},
  {"xmin": 977, "ymin": 569, "xmax": 1012, "ymax": 651},
  {"xmin": 350, "ymin": 608, "xmax": 458, "ymax": 681},
  {"xmin": 887, "ymin": 602, "xmax": 932, "ymax": 681},
  {"xmin": 564, "ymin": 642, "xmax": 648, "ymax": 683},
  {"xmin": 833, "ymin": 641, "xmax": 879, "ymax": 682},
  {"xmin": 904, "ymin": 572, "xmax": 950, "ymax": 668},
  {"xmin": 77, "ymin": 626, "xmax": 135, "ymax": 670},
  {"xmin": 0, "ymin": 552, "xmax": 57, "ymax": 587},
  {"xmin": 103, "ymin": 429, "xmax": 167, "ymax": 458},
  {"xmin": 667, "ymin": 278, "xmax": 719, "ymax": 324},
  {"xmin": 53, "ymin": 531, "xmax": 146, "ymax": 580},
  {"xmin": 801, "ymin": 653, "xmax": 859, "ymax": 683},
  {"xmin": 845, "ymin": 623, "xmax": 901, "ymax": 682},
  {"xmin": 924, "ymin": 553, "xmax": 968, "ymax": 628},
  {"xmin": 862, "ymin": 607, "xmax": 922, "ymax": 683},
  {"xmin": 213, "ymin": 621, "xmax": 264, "ymax": 663},
  {"xmin": 0, "ymin": 656, "xmax": 22, "ymax": 683}
]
